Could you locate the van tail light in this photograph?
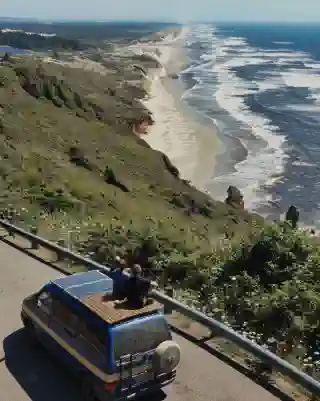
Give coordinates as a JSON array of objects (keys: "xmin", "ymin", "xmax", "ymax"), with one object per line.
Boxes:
[{"xmin": 104, "ymin": 381, "xmax": 118, "ymax": 392}]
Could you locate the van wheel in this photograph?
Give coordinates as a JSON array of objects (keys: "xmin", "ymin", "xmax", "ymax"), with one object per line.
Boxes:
[
  {"xmin": 22, "ymin": 316, "xmax": 35, "ymax": 337},
  {"xmin": 81, "ymin": 380, "xmax": 98, "ymax": 401}
]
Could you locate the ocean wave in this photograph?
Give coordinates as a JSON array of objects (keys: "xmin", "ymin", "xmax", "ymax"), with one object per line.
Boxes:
[
  {"xmin": 273, "ymin": 41, "xmax": 293, "ymax": 45},
  {"xmin": 182, "ymin": 25, "xmax": 288, "ymax": 210},
  {"xmin": 304, "ymin": 62, "xmax": 320, "ymax": 69},
  {"xmin": 181, "ymin": 24, "xmax": 320, "ymax": 222},
  {"xmin": 281, "ymin": 70, "xmax": 320, "ymax": 90}
]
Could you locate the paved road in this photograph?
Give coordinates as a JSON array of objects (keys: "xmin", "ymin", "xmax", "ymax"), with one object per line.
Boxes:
[{"xmin": 0, "ymin": 241, "xmax": 280, "ymax": 401}]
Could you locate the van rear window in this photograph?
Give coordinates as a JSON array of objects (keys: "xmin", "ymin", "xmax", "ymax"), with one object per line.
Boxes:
[{"xmin": 112, "ymin": 315, "xmax": 171, "ymax": 361}]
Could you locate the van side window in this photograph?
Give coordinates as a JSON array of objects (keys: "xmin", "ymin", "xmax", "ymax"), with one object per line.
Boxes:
[
  {"xmin": 51, "ymin": 298, "xmax": 106, "ymax": 352},
  {"xmin": 78, "ymin": 320, "xmax": 106, "ymax": 354},
  {"xmin": 52, "ymin": 298, "xmax": 79, "ymax": 335}
]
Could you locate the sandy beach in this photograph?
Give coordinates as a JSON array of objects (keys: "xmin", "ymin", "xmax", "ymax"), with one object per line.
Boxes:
[{"xmin": 130, "ymin": 27, "xmax": 224, "ymax": 194}]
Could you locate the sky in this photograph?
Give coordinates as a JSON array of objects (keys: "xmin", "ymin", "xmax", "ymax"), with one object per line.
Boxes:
[{"xmin": 1, "ymin": 0, "xmax": 320, "ymax": 23}]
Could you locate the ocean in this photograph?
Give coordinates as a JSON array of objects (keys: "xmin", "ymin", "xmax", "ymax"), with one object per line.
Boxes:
[
  {"xmin": 0, "ymin": 46, "xmax": 30, "ymax": 55},
  {"xmin": 180, "ymin": 23, "xmax": 320, "ymax": 228}
]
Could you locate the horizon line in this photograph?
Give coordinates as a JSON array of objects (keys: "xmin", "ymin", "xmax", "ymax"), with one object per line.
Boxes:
[{"xmin": 0, "ymin": 17, "xmax": 320, "ymax": 24}]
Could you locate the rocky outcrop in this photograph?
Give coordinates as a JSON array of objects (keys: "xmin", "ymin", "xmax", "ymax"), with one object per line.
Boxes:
[
  {"xmin": 285, "ymin": 205, "xmax": 299, "ymax": 229},
  {"xmin": 169, "ymin": 73, "xmax": 179, "ymax": 79},
  {"xmin": 225, "ymin": 186, "xmax": 244, "ymax": 210}
]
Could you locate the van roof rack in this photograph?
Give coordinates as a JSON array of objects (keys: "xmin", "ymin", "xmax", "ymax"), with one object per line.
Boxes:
[{"xmin": 51, "ymin": 270, "xmax": 160, "ymax": 324}]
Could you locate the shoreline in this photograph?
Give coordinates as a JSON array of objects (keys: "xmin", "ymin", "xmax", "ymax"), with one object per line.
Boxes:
[
  {"xmin": 130, "ymin": 27, "xmax": 319, "ymax": 234},
  {"xmin": 130, "ymin": 27, "xmax": 225, "ymax": 194}
]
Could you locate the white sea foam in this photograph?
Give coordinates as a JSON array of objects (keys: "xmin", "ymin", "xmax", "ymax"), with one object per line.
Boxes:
[
  {"xmin": 281, "ymin": 70, "xmax": 320, "ymax": 89},
  {"xmin": 134, "ymin": 24, "xmax": 320, "ymax": 220},
  {"xmin": 309, "ymin": 92, "xmax": 320, "ymax": 104},
  {"xmin": 182, "ymin": 26, "xmax": 291, "ymax": 210},
  {"xmin": 273, "ymin": 41, "xmax": 293, "ymax": 45},
  {"xmin": 305, "ymin": 62, "xmax": 320, "ymax": 69},
  {"xmin": 280, "ymin": 69, "xmax": 320, "ymax": 110},
  {"xmin": 182, "ymin": 24, "xmax": 320, "ymax": 215}
]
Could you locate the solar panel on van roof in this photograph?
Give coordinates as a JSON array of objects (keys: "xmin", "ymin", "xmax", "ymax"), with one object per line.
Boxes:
[
  {"xmin": 52, "ymin": 270, "xmax": 107, "ymax": 289},
  {"xmin": 68, "ymin": 279, "xmax": 114, "ymax": 299},
  {"xmin": 51, "ymin": 270, "xmax": 113, "ymax": 300}
]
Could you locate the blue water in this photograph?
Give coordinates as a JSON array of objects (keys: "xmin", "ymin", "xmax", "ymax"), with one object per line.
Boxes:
[
  {"xmin": 0, "ymin": 46, "xmax": 29, "ymax": 55},
  {"xmin": 181, "ymin": 23, "xmax": 320, "ymax": 227}
]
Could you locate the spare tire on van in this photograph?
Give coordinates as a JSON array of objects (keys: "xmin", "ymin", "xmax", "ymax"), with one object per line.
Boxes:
[{"xmin": 152, "ymin": 340, "xmax": 181, "ymax": 374}]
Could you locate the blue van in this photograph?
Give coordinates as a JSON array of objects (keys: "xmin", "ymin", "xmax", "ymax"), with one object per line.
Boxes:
[{"xmin": 21, "ymin": 270, "xmax": 180, "ymax": 400}]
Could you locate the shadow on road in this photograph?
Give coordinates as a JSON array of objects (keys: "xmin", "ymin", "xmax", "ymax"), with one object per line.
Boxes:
[
  {"xmin": 3, "ymin": 328, "xmax": 83, "ymax": 401},
  {"xmin": 3, "ymin": 328, "xmax": 167, "ymax": 401}
]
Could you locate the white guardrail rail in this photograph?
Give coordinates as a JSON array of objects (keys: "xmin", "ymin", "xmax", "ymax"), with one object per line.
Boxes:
[{"xmin": 0, "ymin": 218, "xmax": 319, "ymax": 396}]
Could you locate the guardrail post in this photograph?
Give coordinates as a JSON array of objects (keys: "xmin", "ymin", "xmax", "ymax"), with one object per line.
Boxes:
[
  {"xmin": 305, "ymin": 364, "xmax": 315, "ymax": 377},
  {"xmin": 30, "ymin": 226, "xmax": 39, "ymax": 249},
  {"xmin": 163, "ymin": 285, "xmax": 174, "ymax": 314},
  {"xmin": 7, "ymin": 217, "xmax": 15, "ymax": 238},
  {"xmin": 209, "ymin": 309, "xmax": 223, "ymax": 338},
  {"xmin": 250, "ymin": 339, "xmax": 277, "ymax": 382},
  {"xmin": 249, "ymin": 358, "xmax": 273, "ymax": 383},
  {"xmin": 56, "ymin": 240, "xmax": 67, "ymax": 261}
]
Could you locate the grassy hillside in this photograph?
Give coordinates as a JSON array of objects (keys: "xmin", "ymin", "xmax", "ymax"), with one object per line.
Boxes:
[
  {"xmin": 0, "ymin": 55, "xmax": 263, "ymax": 256},
  {"xmin": 1, "ymin": 51, "xmax": 320, "ymax": 384}
]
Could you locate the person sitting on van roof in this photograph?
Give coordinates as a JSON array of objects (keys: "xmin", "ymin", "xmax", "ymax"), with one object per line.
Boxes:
[{"xmin": 114, "ymin": 264, "xmax": 157, "ymax": 308}]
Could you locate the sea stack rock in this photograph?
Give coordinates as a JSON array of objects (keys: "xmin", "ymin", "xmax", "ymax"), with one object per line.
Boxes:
[
  {"xmin": 285, "ymin": 205, "xmax": 299, "ymax": 229},
  {"xmin": 225, "ymin": 186, "xmax": 244, "ymax": 210},
  {"xmin": 169, "ymin": 73, "xmax": 179, "ymax": 79}
]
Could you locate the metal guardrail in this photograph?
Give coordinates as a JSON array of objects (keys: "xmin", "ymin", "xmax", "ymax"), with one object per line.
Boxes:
[{"xmin": 0, "ymin": 218, "xmax": 319, "ymax": 395}]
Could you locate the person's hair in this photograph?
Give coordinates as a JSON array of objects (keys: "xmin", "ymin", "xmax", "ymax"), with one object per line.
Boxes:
[{"xmin": 131, "ymin": 264, "xmax": 142, "ymax": 277}]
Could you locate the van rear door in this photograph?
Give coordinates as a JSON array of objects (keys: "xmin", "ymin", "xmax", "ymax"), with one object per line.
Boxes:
[
  {"xmin": 112, "ymin": 313, "xmax": 172, "ymax": 362},
  {"xmin": 111, "ymin": 313, "xmax": 172, "ymax": 387}
]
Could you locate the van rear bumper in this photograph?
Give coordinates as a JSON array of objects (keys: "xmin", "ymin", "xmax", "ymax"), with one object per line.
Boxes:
[{"xmin": 96, "ymin": 370, "xmax": 176, "ymax": 401}]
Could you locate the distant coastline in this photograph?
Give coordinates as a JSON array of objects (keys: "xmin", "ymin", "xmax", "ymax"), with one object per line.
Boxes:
[{"xmin": 0, "ymin": 46, "xmax": 30, "ymax": 55}]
